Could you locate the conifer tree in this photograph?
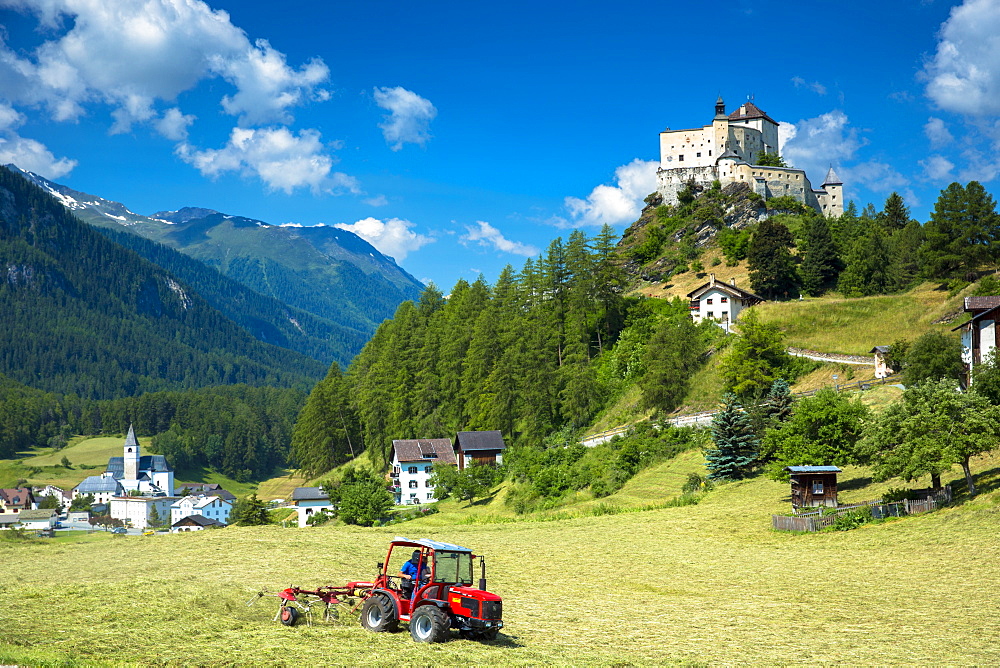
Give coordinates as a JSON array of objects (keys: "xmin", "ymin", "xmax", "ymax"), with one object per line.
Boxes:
[
  {"xmin": 799, "ymin": 215, "xmax": 841, "ymax": 296},
  {"xmin": 878, "ymin": 192, "xmax": 911, "ymax": 232},
  {"xmin": 747, "ymin": 219, "xmax": 799, "ymax": 300},
  {"xmin": 838, "ymin": 224, "xmax": 893, "ymax": 297},
  {"xmin": 290, "ymin": 364, "xmax": 359, "ymax": 478},
  {"xmin": 706, "ymin": 394, "xmax": 759, "ymax": 480}
]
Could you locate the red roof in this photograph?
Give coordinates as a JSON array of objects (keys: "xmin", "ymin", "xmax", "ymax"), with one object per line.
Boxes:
[{"xmin": 728, "ymin": 101, "xmax": 778, "ymax": 126}]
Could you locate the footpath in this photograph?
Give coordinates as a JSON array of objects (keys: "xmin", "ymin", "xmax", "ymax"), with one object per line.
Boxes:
[{"xmin": 581, "ymin": 348, "xmax": 891, "ymax": 447}]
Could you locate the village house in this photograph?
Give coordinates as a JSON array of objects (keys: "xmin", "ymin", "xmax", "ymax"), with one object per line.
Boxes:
[
  {"xmin": 34, "ymin": 484, "xmax": 72, "ymax": 510},
  {"xmin": 391, "ymin": 438, "xmax": 457, "ymax": 505},
  {"xmin": 73, "ymin": 474, "xmax": 124, "ymax": 505},
  {"xmin": 0, "ymin": 487, "xmax": 35, "ymax": 516},
  {"xmin": 109, "ymin": 495, "xmax": 176, "ymax": 530},
  {"xmin": 953, "ymin": 295, "xmax": 1000, "ymax": 387},
  {"xmin": 785, "ymin": 466, "xmax": 841, "ymax": 508},
  {"xmin": 454, "ymin": 431, "xmax": 507, "ymax": 470},
  {"xmin": 290, "ymin": 486, "xmax": 334, "ymax": 527},
  {"xmin": 16, "ymin": 508, "xmax": 58, "ymax": 531},
  {"xmin": 170, "ymin": 494, "xmax": 232, "ymax": 526},
  {"xmin": 171, "ymin": 514, "xmax": 225, "ymax": 532},
  {"xmin": 174, "ymin": 483, "xmax": 236, "ymax": 503},
  {"xmin": 687, "ymin": 274, "xmax": 764, "ymax": 328}
]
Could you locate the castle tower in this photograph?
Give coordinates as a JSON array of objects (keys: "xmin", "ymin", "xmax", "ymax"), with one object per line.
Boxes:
[
  {"xmin": 712, "ymin": 96, "xmax": 729, "ymax": 156},
  {"xmin": 821, "ymin": 167, "xmax": 844, "ymax": 217},
  {"xmin": 123, "ymin": 424, "xmax": 140, "ymax": 482}
]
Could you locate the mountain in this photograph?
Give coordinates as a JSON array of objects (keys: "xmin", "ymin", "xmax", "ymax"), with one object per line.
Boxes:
[
  {"xmin": 12, "ymin": 167, "xmax": 424, "ymax": 363},
  {"xmin": 0, "ymin": 165, "xmax": 327, "ymax": 399}
]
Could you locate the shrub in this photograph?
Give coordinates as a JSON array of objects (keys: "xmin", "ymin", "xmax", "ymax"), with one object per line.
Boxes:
[{"xmin": 829, "ymin": 507, "xmax": 873, "ymax": 531}]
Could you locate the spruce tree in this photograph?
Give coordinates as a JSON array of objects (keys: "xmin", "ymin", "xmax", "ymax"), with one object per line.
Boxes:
[
  {"xmin": 799, "ymin": 215, "xmax": 841, "ymax": 296},
  {"xmin": 706, "ymin": 394, "xmax": 759, "ymax": 480},
  {"xmin": 747, "ymin": 219, "xmax": 799, "ymax": 300},
  {"xmin": 878, "ymin": 192, "xmax": 911, "ymax": 232}
]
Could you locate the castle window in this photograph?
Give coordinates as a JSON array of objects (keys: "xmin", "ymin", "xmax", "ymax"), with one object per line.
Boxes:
[
  {"xmin": 679, "ymin": 155, "xmax": 684, "ymax": 162},
  {"xmin": 696, "ymin": 152, "xmax": 701, "ymax": 158},
  {"xmin": 708, "ymin": 150, "xmax": 712, "ymax": 156}
]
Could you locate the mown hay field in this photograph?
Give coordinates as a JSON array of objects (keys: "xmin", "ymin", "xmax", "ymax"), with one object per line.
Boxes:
[{"xmin": 3, "ymin": 459, "xmax": 1000, "ymax": 666}]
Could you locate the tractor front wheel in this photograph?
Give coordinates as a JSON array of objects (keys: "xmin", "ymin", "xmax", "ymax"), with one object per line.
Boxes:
[
  {"xmin": 279, "ymin": 605, "xmax": 299, "ymax": 627},
  {"xmin": 360, "ymin": 595, "xmax": 398, "ymax": 633},
  {"xmin": 409, "ymin": 605, "xmax": 450, "ymax": 643}
]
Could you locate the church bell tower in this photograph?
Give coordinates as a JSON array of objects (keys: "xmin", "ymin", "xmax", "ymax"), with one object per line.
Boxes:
[{"xmin": 123, "ymin": 424, "xmax": 140, "ymax": 482}]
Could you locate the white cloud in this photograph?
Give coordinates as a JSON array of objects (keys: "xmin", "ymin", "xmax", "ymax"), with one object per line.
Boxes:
[
  {"xmin": 177, "ymin": 126, "xmax": 359, "ymax": 194},
  {"xmin": 373, "ymin": 86, "xmax": 437, "ymax": 151},
  {"xmin": 791, "ymin": 76, "xmax": 827, "ymax": 95},
  {"xmin": 0, "ymin": 0, "xmax": 328, "ymax": 128},
  {"xmin": 924, "ymin": 117, "xmax": 954, "ymax": 148},
  {"xmin": 921, "ymin": 154, "xmax": 955, "ymax": 181},
  {"xmin": 334, "ymin": 217, "xmax": 433, "ymax": 261},
  {"xmin": 563, "ymin": 158, "xmax": 659, "ymax": 227},
  {"xmin": 155, "ymin": 107, "xmax": 196, "ymax": 142},
  {"xmin": 0, "ymin": 102, "xmax": 76, "ymax": 177},
  {"xmin": 922, "ymin": 0, "xmax": 1000, "ymax": 116},
  {"xmin": 460, "ymin": 221, "xmax": 538, "ymax": 257},
  {"xmin": 843, "ymin": 160, "xmax": 910, "ymax": 194},
  {"xmin": 363, "ymin": 194, "xmax": 389, "ymax": 207},
  {"xmin": 217, "ymin": 40, "xmax": 330, "ymax": 127},
  {"xmin": 780, "ymin": 111, "xmax": 865, "ymax": 181}
]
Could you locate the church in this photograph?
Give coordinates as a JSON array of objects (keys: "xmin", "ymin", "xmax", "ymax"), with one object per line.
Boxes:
[
  {"xmin": 104, "ymin": 425, "xmax": 174, "ymax": 496},
  {"xmin": 656, "ymin": 96, "xmax": 843, "ymax": 217}
]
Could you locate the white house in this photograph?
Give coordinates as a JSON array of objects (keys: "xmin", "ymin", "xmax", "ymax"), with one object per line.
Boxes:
[
  {"xmin": 34, "ymin": 485, "xmax": 72, "ymax": 510},
  {"xmin": 73, "ymin": 474, "xmax": 123, "ymax": 505},
  {"xmin": 170, "ymin": 495, "xmax": 232, "ymax": 526},
  {"xmin": 16, "ymin": 509, "xmax": 57, "ymax": 531},
  {"xmin": 290, "ymin": 487, "xmax": 334, "ymax": 528},
  {"xmin": 391, "ymin": 438, "xmax": 457, "ymax": 505},
  {"xmin": 687, "ymin": 274, "xmax": 764, "ymax": 328},
  {"xmin": 953, "ymin": 296, "xmax": 1000, "ymax": 387},
  {"xmin": 870, "ymin": 346, "xmax": 894, "ymax": 379},
  {"xmin": 109, "ymin": 496, "xmax": 176, "ymax": 530}
]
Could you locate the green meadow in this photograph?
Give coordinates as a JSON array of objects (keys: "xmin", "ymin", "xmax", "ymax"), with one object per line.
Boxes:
[{"xmin": 3, "ymin": 451, "xmax": 999, "ymax": 666}]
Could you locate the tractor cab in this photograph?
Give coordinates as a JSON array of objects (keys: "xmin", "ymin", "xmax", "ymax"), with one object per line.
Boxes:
[{"xmin": 361, "ymin": 536, "xmax": 503, "ymax": 642}]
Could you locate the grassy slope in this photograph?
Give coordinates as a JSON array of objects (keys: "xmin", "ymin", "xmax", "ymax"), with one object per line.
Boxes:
[{"xmin": 3, "ymin": 450, "xmax": 999, "ymax": 666}]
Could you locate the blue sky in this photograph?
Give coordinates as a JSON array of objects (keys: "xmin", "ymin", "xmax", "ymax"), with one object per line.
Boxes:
[{"xmin": 2, "ymin": 0, "xmax": 1000, "ymax": 290}]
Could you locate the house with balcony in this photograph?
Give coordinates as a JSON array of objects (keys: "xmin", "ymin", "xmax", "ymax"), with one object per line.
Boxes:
[
  {"xmin": 953, "ymin": 295, "xmax": 1000, "ymax": 387},
  {"xmin": 391, "ymin": 438, "xmax": 457, "ymax": 505},
  {"xmin": 687, "ymin": 274, "xmax": 764, "ymax": 329}
]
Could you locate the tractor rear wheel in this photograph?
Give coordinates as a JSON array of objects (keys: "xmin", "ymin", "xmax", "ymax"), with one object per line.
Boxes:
[
  {"xmin": 280, "ymin": 605, "xmax": 299, "ymax": 627},
  {"xmin": 409, "ymin": 605, "xmax": 450, "ymax": 643},
  {"xmin": 360, "ymin": 595, "xmax": 398, "ymax": 633}
]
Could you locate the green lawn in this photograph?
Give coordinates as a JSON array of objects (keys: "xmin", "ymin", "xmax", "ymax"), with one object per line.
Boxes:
[{"xmin": 3, "ymin": 451, "xmax": 999, "ymax": 666}]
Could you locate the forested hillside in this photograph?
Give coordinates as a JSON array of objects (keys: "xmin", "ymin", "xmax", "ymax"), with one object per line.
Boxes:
[
  {"xmin": 97, "ymin": 225, "xmax": 366, "ymax": 366},
  {"xmin": 12, "ymin": 166, "xmax": 423, "ymax": 366},
  {"xmin": 0, "ymin": 373, "xmax": 302, "ymax": 480},
  {"xmin": 0, "ymin": 165, "xmax": 325, "ymax": 399}
]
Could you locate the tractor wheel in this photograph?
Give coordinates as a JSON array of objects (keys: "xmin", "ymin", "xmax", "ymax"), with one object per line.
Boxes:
[
  {"xmin": 279, "ymin": 605, "xmax": 299, "ymax": 627},
  {"xmin": 409, "ymin": 606, "xmax": 450, "ymax": 643},
  {"xmin": 360, "ymin": 595, "xmax": 398, "ymax": 633}
]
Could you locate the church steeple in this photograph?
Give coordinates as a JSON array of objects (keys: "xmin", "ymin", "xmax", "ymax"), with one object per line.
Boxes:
[{"xmin": 123, "ymin": 424, "xmax": 140, "ymax": 482}]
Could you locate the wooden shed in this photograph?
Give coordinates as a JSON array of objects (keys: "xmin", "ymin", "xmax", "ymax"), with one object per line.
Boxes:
[{"xmin": 785, "ymin": 466, "xmax": 842, "ymax": 508}]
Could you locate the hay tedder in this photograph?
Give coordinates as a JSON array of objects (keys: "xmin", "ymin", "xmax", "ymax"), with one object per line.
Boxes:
[{"xmin": 249, "ymin": 536, "xmax": 503, "ymax": 643}]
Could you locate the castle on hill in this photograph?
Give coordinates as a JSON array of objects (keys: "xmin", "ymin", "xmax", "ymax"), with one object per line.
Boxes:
[{"xmin": 656, "ymin": 96, "xmax": 843, "ymax": 216}]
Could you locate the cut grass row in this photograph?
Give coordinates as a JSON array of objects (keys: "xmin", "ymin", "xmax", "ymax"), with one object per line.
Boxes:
[{"xmin": 3, "ymin": 451, "xmax": 999, "ymax": 666}]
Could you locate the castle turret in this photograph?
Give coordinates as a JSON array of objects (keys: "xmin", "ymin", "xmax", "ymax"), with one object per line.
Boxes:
[
  {"xmin": 820, "ymin": 167, "xmax": 844, "ymax": 217},
  {"xmin": 123, "ymin": 424, "xmax": 140, "ymax": 482}
]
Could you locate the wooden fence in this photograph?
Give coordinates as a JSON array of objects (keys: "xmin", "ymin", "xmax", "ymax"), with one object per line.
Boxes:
[{"xmin": 773, "ymin": 487, "xmax": 951, "ymax": 532}]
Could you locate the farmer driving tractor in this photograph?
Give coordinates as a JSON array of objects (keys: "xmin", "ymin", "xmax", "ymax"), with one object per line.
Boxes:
[{"xmin": 399, "ymin": 549, "xmax": 431, "ymax": 599}]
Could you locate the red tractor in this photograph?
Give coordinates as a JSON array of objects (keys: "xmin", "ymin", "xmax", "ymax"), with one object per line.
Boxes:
[{"xmin": 360, "ymin": 536, "xmax": 503, "ymax": 643}]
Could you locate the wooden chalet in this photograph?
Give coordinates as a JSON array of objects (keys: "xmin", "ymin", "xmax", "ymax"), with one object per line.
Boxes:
[
  {"xmin": 454, "ymin": 430, "xmax": 506, "ymax": 470},
  {"xmin": 785, "ymin": 466, "xmax": 841, "ymax": 508}
]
